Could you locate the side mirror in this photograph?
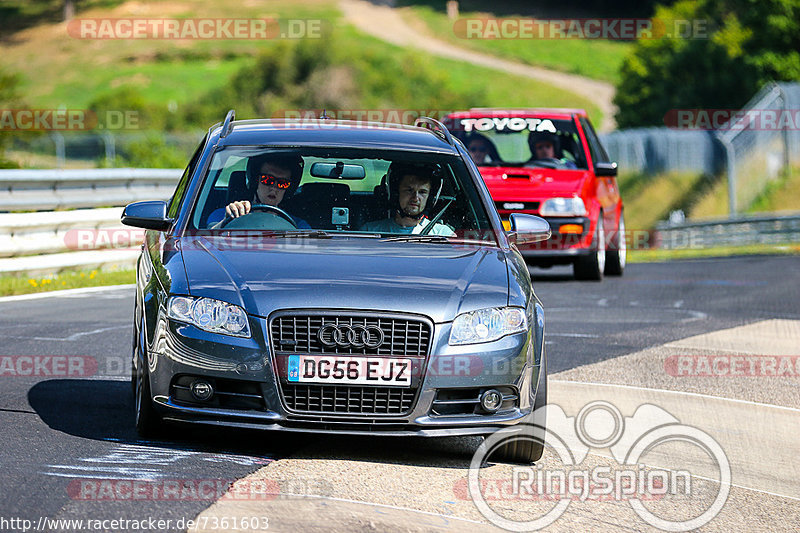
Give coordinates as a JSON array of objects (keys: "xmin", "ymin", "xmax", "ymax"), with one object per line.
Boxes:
[
  {"xmin": 506, "ymin": 213, "xmax": 551, "ymax": 245},
  {"xmin": 121, "ymin": 200, "xmax": 173, "ymax": 231},
  {"xmin": 595, "ymin": 161, "xmax": 618, "ymax": 177}
]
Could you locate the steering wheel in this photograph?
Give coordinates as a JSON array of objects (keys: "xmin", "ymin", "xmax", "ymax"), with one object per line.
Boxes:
[
  {"xmin": 525, "ymin": 158, "xmax": 563, "ymax": 169},
  {"xmin": 218, "ymin": 203, "xmax": 298, "ymax": 230}
]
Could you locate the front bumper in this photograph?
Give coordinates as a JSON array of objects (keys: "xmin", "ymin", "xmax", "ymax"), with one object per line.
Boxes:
[
  {"xmin": 145, "ymin": 312, "xmax": 544, "ymax": 437},
  {"xmin": 511, "ymin": 216, "xmax": 594, "ymax": 262}
]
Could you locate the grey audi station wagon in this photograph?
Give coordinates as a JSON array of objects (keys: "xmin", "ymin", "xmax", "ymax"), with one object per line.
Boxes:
[{"xmin": 122, "ymin": 112, "xmax": 551, "ymax": 463}]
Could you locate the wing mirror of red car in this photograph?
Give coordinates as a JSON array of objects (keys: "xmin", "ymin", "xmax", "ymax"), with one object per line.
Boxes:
[
  {"xmin": 506, "ymin": 213, "xmax": 551, "ymax": 246},
  {"xmin": 121, "ymin": 200, "xmax": 173, "ymax": 231},
  {"xmin": 595, "ymin": 161, "xmax": 618, "ymax": 177}
]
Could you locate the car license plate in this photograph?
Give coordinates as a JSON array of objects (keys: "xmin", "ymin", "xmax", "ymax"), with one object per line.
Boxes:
[{"xmin": 287, "ymin": 355, "xmax": 411, "ymax": 387}]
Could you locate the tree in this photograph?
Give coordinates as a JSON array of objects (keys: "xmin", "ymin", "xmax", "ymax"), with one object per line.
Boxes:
[
  {"xmin": 614, "ymin": 0, "xmax": 800, "ymax": 128},
  {"xmin": 0, "ymin": 67, "xmax": 23, "ymax": 167}
]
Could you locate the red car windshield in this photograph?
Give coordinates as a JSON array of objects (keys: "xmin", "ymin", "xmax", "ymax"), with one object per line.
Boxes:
[{"xmin": 449, "ymin": 117, "xmax": 587, "ymax": 169}]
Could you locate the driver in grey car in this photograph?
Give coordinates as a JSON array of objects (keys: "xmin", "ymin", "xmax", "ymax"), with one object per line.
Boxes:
[
  {"xmin": 208, "ymin": 153, "xmax": 311, "ymax": 228},
  {"xmin": 361, "ymin": 162, "xmax": 455, "ymax": 236}
]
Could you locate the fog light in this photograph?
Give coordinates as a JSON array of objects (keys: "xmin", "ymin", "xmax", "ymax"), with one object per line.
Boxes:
[
  {"xmin": 559, "ymin": 223, "xmax": 584, "ymax": 234},
  {"xmin": 190, "ymin": 379, "xmax": 214, "ymax": 401},
  {"xmin": 480, "ymin": 389, "xmax": 503, "ymax": 413}
]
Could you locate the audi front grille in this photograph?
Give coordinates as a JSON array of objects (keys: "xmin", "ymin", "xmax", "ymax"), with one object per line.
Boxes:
[{"xmin": 269, "ymin": 311, "xmax": 433, "ymax": 416}]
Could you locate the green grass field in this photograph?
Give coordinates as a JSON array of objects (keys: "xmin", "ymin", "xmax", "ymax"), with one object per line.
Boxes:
[
  {"xmin": 402, "ymin": 6, "xmax": 632, "ymax": 84},
  {"xmin": 2, "ymin": 0, "xmax": 601, "ymax": 131},
  {"xmin": 627, "ymin": 243, "xmax": 800, "ymax": 263}
]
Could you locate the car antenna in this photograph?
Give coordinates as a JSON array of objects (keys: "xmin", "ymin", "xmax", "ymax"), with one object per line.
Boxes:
[{"xmin": 319, "ymin": 109, "xmax": 331, "ymax": 120}]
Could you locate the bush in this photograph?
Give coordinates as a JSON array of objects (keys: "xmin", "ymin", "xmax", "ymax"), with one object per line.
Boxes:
[
  {"xmin": 88, "ymin": 86, "xmax": 162, "ymax": 130},
  {"xmin": 615, "ymin": 0, "xmax": 800, "ymax": 128},
  {"xmin": 183, "ymin": 31, "xmax": 486, "ymax": 126},
  {"xmin": 110, "ymin": 134, "xmax": 190, "ymax": 168}
]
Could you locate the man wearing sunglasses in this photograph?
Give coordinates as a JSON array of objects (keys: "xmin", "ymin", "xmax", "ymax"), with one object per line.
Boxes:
[{"xmin": 209, "ymin": 154, "xmax": 310, "ymax": 229}]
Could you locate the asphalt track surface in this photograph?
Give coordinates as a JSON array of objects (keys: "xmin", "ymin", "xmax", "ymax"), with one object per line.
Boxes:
[{"xmin": 0, "ymin": 255, "xmax": 797, "ymax": 531}]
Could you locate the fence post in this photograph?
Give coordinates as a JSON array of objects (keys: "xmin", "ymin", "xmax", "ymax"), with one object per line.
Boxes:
[{"xmin": 719, "ymin": 135, "xmax": 737, "ymax": 216}]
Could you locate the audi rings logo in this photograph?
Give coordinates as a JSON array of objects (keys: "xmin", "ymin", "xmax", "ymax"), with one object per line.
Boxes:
[{"xmin": 317, "ymin": 323, "xmax": 385, "ymax": 349}]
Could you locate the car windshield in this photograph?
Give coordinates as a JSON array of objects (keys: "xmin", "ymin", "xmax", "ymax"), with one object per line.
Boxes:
[
  {"xmin": 448, "ymin": 116, "xmax": 588, "ymax": 169},
  {"xmin": 189, "ymin": 146, "xmax": 497, "ymax": 243}
]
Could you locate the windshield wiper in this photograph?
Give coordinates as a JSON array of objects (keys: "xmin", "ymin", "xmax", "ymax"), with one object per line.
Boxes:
[
  {"xmin": 381, "ymin": 235, "xmax": 451, "ymax": 243},
  {"xmin": 270, "ymin": 230, "xmax": 332, "ymax": 239},
  {"xmin": 222, "ymin": 230, "xmax": 386, "ymax": 239},
  {"xmin": 219, "ymin": 230, "xmax": 333, "ymax": 239}
]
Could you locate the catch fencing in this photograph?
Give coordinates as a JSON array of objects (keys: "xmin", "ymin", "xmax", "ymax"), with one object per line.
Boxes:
[{"xmin": 600, "ymin": 82, "xmax": 800, "ymax": 216}]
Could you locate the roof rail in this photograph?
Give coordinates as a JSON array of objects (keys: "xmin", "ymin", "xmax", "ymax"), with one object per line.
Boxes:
[
  {"xmin": 220, "ymin": 109, "xmax": 235, "ymax": 138},
  {"xmin": 414, "ymin": 117, "xmax": 455, "ymax": 147}
]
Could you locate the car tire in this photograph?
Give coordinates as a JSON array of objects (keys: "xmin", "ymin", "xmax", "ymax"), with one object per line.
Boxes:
[
  {"xmin": 573, "ymin": 214, "xmax": 605, "ymax": 281},
  {"xmin": 604, "ymin": 212, "xmax": 626, "ymax": 276},
  {"xmin": 489, "ymin": 357, "xmax": 547, "ymax": 465},
  {"xmin": 134, "ymin": 334, "xmax": 162, "ymax": 439}
]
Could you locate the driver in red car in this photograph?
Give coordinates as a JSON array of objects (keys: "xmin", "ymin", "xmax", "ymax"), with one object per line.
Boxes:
[
  {"xmin": 529, "ymin": 131, "xmax": 577, "ymax": 169},
  {"xmin": 208, "ymin": 153, "xmax": 311, "ymax": 228}
]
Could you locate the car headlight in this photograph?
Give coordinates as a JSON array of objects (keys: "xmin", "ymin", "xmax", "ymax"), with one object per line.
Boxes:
[
  {"xmin": 167, "ymin": 296, "xmax": 250, "ymax": 338},
  {"xmin": 449, "ymin": 307, "xmax": 527, "ymax": 345},
  {"xmin": 539, "ymin": 197, "xmax": 586, "ymax": 217}
]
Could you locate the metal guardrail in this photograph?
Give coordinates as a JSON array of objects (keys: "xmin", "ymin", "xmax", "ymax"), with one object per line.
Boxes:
[
  {"xmin": 655, "ymin": 213, "xmax": 800, "ymax": 249},
  {"xmin": 0, "ymin": 168, "xmax": 182, "ymax": 212}
]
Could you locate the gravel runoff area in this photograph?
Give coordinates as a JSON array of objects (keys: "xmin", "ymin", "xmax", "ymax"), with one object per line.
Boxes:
[
  {"xmin": 190, "ymin": 320, "xmax": 800, "ymax": 532},
  {"xmin": 554, "ymin": 319, "xmax": 800, "ymax": 410}
]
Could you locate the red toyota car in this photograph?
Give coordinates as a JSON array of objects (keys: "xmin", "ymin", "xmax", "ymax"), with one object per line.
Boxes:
[{"xmin": 443, "ymin": 108, "xmax": 624, "ymax": 280}]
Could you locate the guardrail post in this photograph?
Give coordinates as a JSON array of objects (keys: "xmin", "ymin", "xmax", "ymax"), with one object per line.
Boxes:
[
  {"xmin": 50, "ymin": 132, "xmax": 66, "ymax": 169},
  {"xmin": 102, "ymin": 132, "xmax": 116, "ymax": 166}
]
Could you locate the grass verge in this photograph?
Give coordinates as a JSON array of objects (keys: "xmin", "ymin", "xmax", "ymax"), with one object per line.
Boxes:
[
  {"xmin": 401, "ymin": 6, "xmax": 632, "ymax": 84},
  {"xmin": 0, "ymin": 268, "xmax": 134, "ymax": 297},
  {"xmin": 627, "ymin": 243, "xmax": 800, "ymax": 263},
  {"xmin": 619, "ymin": 170, "xmax": 715, "ymax": 232}
]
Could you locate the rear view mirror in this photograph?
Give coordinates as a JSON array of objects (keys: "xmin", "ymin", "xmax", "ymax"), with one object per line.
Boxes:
[
  {"xmin": 506, "ymin": 213, "xmax": 551, "ymax": 245},
  {"xmin": 310, "ymin": 162, "xmax": 366, "ymax": 179},
  {"xmin": 121, "ymin": 200, "xmax": 172, "ymax": 231},
  {"xmin": 595, "ymin": 161, "xmax": 618, "ymax": 177}
]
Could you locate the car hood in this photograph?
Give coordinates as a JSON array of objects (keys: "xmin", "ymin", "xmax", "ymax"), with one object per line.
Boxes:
[
  {"xmin": 478, "ymin": 166, "xmax": 589, "ymax": 199},
  {"xmin": 179, "ymin": 236, "xmax": 510, "ymax": 323}
]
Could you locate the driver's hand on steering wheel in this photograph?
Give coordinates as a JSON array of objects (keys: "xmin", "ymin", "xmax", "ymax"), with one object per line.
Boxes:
[{"xmin": 225, "ymin": 200, "xmax": 251, "ymax": 218}]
